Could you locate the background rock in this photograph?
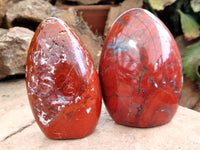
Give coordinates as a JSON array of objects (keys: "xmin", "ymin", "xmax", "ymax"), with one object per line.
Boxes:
[
  {"xmin": 0, "ymin": 0, "xmax": 23, "ymax": 27},
  {"xmin": 194, "ymin": 101, "xmax": 200, "ymax": 112},
  {"xmin": 4, "ymin": 0, "xmax": 102, "ymax": 71},
  {"xmin": 0, "ymin": 0, "xmax": 8, "ymax": 26},
  {"xmin": 6, "ymin": 0, "xmax": 56, "ymax": 30},
  {"xmin": 0, "ymin": 27, "xmax": 34, "ymax": 79},
  {"xmin": 1, "ymin": 7, "xmax": 102, "ymax": 80},
  {"xmin": 0, "ymin": 28, "xmax": 7, "ymax": 36},
  {"xmin": 0, "ymin": 0, "xmax": 103, "ymax": 80},
  {"xmin": 63, "ymin": 0, "xmax": 101, "ymax": 5},
  {"xmin": 104, "ymin": 0, "xmax": 143, "ymax": 36},
  {"xmin": 56, "ymin": 0, "xmax": 101, "ymax": 5},
  {"xmin": 50, "ymin": 8, "xmax": 103, "ymax": 70}
]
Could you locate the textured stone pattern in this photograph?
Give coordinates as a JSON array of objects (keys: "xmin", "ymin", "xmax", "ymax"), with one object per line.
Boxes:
[
  {"xmin": 6, "ymin": 0, "xmax": 56, "ymax": 28},
  {"xmin": 26, "ymin": 17, "xmax": 102, "ymax": 139},
  {"xmin": 100, "ymin": 9, "xmax": 182, "ymax": 127},
  {"xmin": 0, "ymin": 27, "xmax": 34, "ymax": 79}
]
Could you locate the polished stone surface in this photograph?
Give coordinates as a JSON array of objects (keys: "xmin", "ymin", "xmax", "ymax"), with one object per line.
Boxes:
[
  {"xmin": 26, "ymin": 17, "xmax": 102, "ymax": 139},
  {"xmin": 100, "ymin": 8, "xmax": 182, "ymax": 127}
]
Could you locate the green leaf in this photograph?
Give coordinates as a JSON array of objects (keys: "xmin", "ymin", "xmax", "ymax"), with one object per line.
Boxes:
[
  {"xmin": 148, "ymin": 0, "xmax": 176, "ymax": 11},
  {"xmin": 178, "ymin": 10, "xmax": 200, "ymax": 41},
  {"xmin": 182, "ymin": 40, "xmax": 200, "ymax": 81},
  {"xmin": 191, "ymin": 0, "xmax": 200, "ymax": 13}
]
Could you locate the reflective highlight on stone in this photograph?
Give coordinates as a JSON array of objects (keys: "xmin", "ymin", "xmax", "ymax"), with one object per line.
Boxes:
[
  {"xmin": 26, "ymin": 17, "xmax": 102, "ymax": 139},
  {"xmin": 99, "ymin": 9, "xmax": 182, "ymax": 127}
]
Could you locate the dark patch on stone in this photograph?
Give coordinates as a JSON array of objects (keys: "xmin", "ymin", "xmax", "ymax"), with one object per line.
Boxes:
[{"xmin": 11, "ymin": 18, "xmax": 39, "ymax": 31}]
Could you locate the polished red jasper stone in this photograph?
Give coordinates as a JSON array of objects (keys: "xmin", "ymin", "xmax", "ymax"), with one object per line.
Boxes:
[
  {"xmin": 99, "ymin": 8, "xmax": 182, "ymax": 127},
  {"xmin": 26, "ymin": 17, "xmax": 102, "ymax": 139}
]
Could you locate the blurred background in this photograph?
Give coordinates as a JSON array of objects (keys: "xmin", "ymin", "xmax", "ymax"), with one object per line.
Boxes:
[{"xmin": 0, "ymin": 0, "xmax": 200, "ymax": 113}]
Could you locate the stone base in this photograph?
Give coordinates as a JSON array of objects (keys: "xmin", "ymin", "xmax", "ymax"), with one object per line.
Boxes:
[{"xmin": 0, "ymin": 79, "xmax": 200, "ymax": 150}]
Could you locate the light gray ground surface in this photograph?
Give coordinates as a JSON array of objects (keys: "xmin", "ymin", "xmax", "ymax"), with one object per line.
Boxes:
[{"xmin": 0, "ymin": 79, "xmax": 200, "ymax": 150}]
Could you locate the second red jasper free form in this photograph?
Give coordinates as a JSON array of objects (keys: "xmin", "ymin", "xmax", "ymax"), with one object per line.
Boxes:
[{"xmin": 99, "ymin": 9, "xmax": 183, "ymax": 127}]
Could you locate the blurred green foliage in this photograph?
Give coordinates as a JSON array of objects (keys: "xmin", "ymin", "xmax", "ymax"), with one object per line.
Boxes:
[{"xmin": 183, "ymin": 41, "xmax": 200, "ymax": 81}]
